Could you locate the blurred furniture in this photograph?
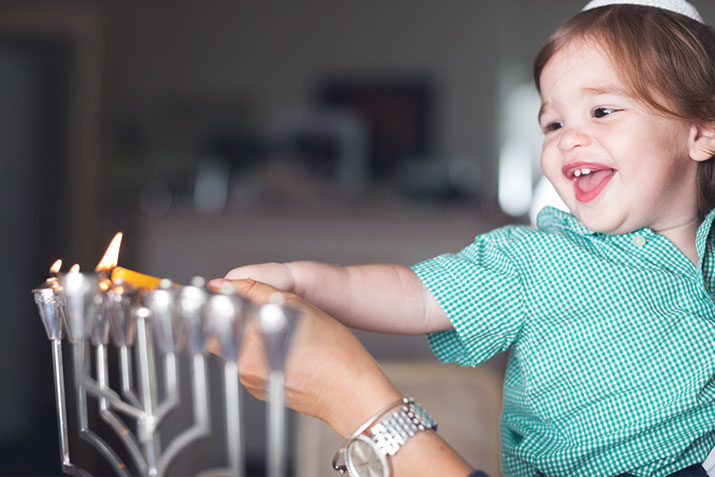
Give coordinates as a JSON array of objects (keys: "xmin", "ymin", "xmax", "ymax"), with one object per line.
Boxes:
[
  {"xmin": 317, "ymin": 77, "xmax": 436, "ymax": 179},
  {"xmin": 270, "ymin": 107, "xmax": 369, "ymax": 199},
  {"xmin": 294, "ymin": 361, "xmax": 503, "ymax": 477}
]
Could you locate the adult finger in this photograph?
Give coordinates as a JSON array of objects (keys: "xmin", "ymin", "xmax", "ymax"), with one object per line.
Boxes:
[{"xmin": 209, "ymin": 278, "xmax": 286, "ymax": 305}]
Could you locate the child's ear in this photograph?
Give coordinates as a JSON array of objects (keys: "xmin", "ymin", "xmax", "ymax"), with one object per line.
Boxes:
[{"xmin": 689, "ymin": 123, "xmax": 715, "ymax": 162}]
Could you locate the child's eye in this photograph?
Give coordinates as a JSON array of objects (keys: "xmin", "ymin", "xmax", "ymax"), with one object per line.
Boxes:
[
  {"xmin": 543, "ymin": 121, "xmax": 563, "ymax": 133},
  {"xmin": 593, "ymin": 107, "xmax": 618, "ymax": 118}
]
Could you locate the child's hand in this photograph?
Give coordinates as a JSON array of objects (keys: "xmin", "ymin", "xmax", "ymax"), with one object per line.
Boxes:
[{"xmin": 223, "ymin": 262, "xmax": 296, "ymax": 292}]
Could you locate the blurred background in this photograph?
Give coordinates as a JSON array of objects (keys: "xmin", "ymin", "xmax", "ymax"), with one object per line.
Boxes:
[{"xmin": 1, "ymin": 0, "xmax": 713, "ymax": 475}]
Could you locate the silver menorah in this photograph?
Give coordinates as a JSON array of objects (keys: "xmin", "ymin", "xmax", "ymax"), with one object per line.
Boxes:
[{"xmin": 32, "ymin": 271, "xmax": 299, "ymax": 477}]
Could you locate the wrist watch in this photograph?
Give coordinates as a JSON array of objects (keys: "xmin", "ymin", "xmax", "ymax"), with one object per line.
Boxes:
[{"xmin": 332, "ymin": 397, "xmax": 437, "ymax": 477}]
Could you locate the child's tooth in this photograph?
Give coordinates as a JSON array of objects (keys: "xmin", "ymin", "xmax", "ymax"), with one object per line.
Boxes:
[{"xmin": 582, "ymin": 168, "xmax": 591, "ymax": 175}]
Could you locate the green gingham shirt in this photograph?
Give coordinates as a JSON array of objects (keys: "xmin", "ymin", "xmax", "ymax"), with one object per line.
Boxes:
[{"xmin": 412, "ymin": 206, "xmax": 715, "ymax": 477}]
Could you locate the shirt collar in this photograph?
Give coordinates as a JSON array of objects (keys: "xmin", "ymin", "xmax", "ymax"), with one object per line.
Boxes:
[
  {"xmin": 537, "ymin": 206, "xmax": 715, "ymax": 262},
  {"xmin": 536, "ymin": 206, "xmax": 596, "ymax": 236}
]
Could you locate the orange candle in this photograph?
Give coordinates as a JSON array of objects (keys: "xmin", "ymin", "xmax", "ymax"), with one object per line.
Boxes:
[{"xmin": 111, "ymin": 266, "xmax": 163, "ymax": 290}]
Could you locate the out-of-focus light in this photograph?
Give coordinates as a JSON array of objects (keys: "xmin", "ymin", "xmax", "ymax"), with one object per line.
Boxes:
[
  {"xmin": 496, "ymin": 79, "xmax": 543, "ymax": 218},
  {"xmin": 498, "ymin": 139, "xmax": 533, "ymax": 217}
]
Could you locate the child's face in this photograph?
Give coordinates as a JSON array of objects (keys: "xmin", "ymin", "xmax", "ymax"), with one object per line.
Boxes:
[{"xmin": 538, "ymin": 40, "xmax": 699, "ymax": 235}]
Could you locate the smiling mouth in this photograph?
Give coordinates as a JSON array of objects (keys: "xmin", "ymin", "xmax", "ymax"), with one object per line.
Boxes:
[{"xmin": 563, "ymin": 164, "xmax": 615, "ymax": 202}]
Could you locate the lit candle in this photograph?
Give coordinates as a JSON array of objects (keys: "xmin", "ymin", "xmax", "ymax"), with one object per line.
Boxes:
[
  {"xmin": 94, "ymin": 232, "xmax": 165, "ymax": 290},
  {"xmin": 44, "ymin": 259, "xmax": 63, "ymax": 289},
  {"xmin": 33, "ymin": 259, "xmax": 66, "ymax": 340},
  {"xmin": 49, "ymin": 259, "xmax": 63, "ymax": 276}
]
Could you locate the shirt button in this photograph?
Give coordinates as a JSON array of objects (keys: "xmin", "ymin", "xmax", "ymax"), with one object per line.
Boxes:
[{"xmin": 632, "ymin": 235, "xmax": 646, "ymax": 246}]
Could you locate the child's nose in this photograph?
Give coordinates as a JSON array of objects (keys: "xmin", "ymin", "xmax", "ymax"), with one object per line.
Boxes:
[{"xmin": 557, "ymin": 127, "xmax": 592, "ymax": 151}]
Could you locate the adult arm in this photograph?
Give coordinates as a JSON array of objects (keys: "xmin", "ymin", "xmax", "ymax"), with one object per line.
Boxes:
[{"xmin": 222, "ymin": 278, "xmax": 475, "ymax": 476}]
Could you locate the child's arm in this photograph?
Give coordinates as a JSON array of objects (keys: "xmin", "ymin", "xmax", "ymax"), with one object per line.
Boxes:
[{"xmin": 224, "ymin": 261, "xmax": 451, "ymax": 334}]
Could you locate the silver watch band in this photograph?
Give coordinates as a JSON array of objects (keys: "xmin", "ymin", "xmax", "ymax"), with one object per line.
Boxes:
[
  {"xmin": 368, "ymin": 399, "xmax": 437, "ymax": 456},
  {"xmin": 332, "ymin": 397, "xmax": 437, "ymax": 474}
]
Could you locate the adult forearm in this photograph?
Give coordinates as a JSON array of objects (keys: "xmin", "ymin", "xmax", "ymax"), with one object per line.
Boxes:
[
  {"xmin": 328, "ymin": 391, "xmax": 476, "ymax": 477},
  {"xmin": 316, "ymin": 363, "xmax": 475, "ymax": 477},
  {"xmin": 391, "ymin": 431, "xmax": 475, "ymax": 476}
]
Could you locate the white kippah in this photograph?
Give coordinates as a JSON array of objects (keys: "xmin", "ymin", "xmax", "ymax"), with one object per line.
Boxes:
[{"xmin": 582, "ymin": 0, "xmax": 704, "ymax": 23}]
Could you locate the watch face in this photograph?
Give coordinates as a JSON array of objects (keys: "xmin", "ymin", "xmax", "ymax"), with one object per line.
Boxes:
[{"xmin": 346, "ymin": 435, "xmax": 390, "ymax": 477}]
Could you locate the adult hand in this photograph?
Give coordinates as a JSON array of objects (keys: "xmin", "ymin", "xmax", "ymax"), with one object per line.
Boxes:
[
  {"xmin": 209, "ymin": 278, "xmax": 477, "ymax": 476},
  {"xmin": 210, "ymin": 278, "xmax": 401, "ymax": 437}
]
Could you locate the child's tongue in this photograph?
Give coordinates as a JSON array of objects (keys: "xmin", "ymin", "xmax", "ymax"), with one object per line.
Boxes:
[{"xmin": 575, "ymin": 169, "xmax": 613, "ymax": 194}]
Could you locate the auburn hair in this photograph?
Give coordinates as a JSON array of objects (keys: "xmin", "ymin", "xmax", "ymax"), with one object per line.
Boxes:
[{"xmin": 533, "ymin": 5, "xmax": 715, "ymax": 217}]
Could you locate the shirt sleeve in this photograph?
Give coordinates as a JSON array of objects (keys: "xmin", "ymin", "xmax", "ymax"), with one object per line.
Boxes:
[{"xmin": 411, "ymin": 231, "xmax": 527, "ymax": 367}]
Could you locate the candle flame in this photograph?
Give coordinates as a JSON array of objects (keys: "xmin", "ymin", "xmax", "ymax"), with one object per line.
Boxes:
[
  {"xmin": 50, "ymin": 259, "xmax": 62, "ymax": 274},
  {"xmin": 70, "ymin": 264, "xmax": 80, "ymax": 273},
  {"xmin": 95, "ymin": 232, "xmax": 123, "ymax": 272}
]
